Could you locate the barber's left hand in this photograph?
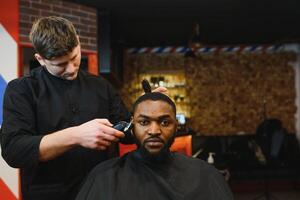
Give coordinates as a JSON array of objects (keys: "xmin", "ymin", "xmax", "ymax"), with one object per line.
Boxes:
[{"xmin": 152, "ymin": 86, "xmax": 168, "ymax": 93}]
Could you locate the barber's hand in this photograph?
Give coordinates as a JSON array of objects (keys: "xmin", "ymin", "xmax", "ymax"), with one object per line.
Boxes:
[
  {"xmin": 151, "ymin": 86, "xmax": 168, "ymax": 93},
  {"xmin": 76, "ymin": 119, "xmax": 124, "ymax": 150}
]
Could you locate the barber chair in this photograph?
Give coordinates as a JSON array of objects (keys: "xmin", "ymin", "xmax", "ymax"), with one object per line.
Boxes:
[{"xmin": 170, "ymin": 135, "xmax": 192, "ymax": 156}]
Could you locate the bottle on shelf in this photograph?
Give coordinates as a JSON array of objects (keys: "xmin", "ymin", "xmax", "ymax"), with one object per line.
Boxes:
[{"xmin": 207, "ymin": 152, "xmax": 215, "ymax": 164}]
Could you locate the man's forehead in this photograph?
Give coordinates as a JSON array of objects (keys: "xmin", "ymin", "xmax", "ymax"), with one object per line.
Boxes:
[
  {"xmin": 47, "ymin": 44, "xmax": 80, "ymax": 62},
  {"xmin": 134, "ymin": 100, "xmax": 174, "ymax": 117}
]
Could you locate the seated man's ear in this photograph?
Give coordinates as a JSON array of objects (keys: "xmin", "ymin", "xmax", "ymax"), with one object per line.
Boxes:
[
  {"xmin": 174, "ymin": 122, "xmax": 179, "ymax": 136},
  {"xmin": 130, "ymin": 117, "xmax": 134, "ymax": 135},
  {"xmin": 130, "ymin": 117, "xmax": 134, "ymax": 125},
  {"xmin": 175, "ymin": 128, "xmax": 178, "ymax": 136}
]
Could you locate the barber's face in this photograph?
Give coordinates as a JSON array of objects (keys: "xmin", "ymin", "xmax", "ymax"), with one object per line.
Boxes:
[
  {"xmin": 35, "ymin": 44, "xmax": 81, "ymax": 80},
  {"xmin": 132, "ymin": 100, "xmax": 177, "ymax": 155}
]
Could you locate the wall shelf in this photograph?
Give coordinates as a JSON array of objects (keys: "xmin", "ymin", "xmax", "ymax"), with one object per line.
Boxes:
[{"xmin": 138, "ymin": 70, "xmax": 190, "ymax": 118}]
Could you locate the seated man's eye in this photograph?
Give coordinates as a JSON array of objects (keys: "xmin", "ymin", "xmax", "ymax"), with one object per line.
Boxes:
[
  {"xmin": 139, "ymin": 120, "xmax": 149, "ymax": 126},
  {"xmin": 161, "ymin": 120, "xmax": 170, "ymax": 126}
]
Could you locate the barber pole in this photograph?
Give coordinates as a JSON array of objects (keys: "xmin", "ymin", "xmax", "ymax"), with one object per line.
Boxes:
[
  {"xmin": 0, "ymin": 0, "xmax": 19, "ymax": 199},
  {"xmin": 127, "ymin": 44, "xmax": 282, "ymax": 54}
]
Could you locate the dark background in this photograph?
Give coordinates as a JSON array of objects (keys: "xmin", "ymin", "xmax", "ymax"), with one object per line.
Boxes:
[{"xmin": 70, "ymin": 0, "xmax": 300, "ymax": 46}]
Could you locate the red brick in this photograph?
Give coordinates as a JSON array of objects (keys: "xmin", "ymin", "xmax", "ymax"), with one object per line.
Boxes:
[
  {"xmin": 74, "ymin": 23, "xmax": 88, "ymax": 31},
  {"xmin": 29, "ymin": 0, "xmax": 41, "ymax": 5},
  {"xmin": 61, "ymin": 14, "xmax": 80, "ymax": 23},
  {"xmin": 80, "ymin": 18, "xmax": 94, "ymax": 25},
  {"xmin": 81, "ymin": 44, "xmax": 97, "ymax": 51},
  {"xmin": 40, "ymin": 11, "xmax": 58, "ymax": 17},
  {"xmin": 20, "ymin": 7, "xmax": 40, "ymax": 15},
  {"xmin": 89, "ymin": 27, "xmax": 97, "ymax": 34},
  {"xmin": 20, "ymin": 0, "xmax": 30, "ymax": 7},
  {"xmin": 20, "ymin": 0, "xmax": 98, "ymax": 53},
  {"xmin": 20, "ymin": 21, "xmax": 33, "ymax": 29},
  {"xmin": 89, "ymin": 38, "xmax": 97, "ymax": 44},
  {"xmin": 53, "ymin": 6, "xmax": 71, "ymax": 15},
  {"xmin": 40, "ymin": 0, "xmax": 57, "ymax": 4},
  {"xmin": 20, "ymin": 28, "xmax": 31, "ymax": 35},
  {"xmin": 79, "ymin": 36, "xmax": 89, "ymax": 44},
  {"xmin": 72, "ymin": 10, "xmax": 89, "ymax": 18},
  {"xmin": 20, "ymin": 14, "xmax": 30, "ymax": 22},
  {"xmin": 62, "ymin": 1, "xmax": 80, "ymax": 10},
  {"xmin": 31, "ymin": 2, "xmax": 51, "ymax": 10},
  {"xmin": 88, "ymin": 13, "xmax": 97, "ymax": 21},
  {"xmin": 79, "ymin": 5, "xmax": 96, "ymax": 13},
  {"xmin": 20, "ymin": 36, "xmax": 30, "ymax": 43},
  {"xmin": 30, "ymin": 15, "xmax": 40, "ymax": 23},
  {"xmin": 79, "ymin": 31, "xmax": 97, "ymax": 38}
]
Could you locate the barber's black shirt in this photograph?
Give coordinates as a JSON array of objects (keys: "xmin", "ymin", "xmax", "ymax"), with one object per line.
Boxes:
[{"xmin": 0, "ymin": 67, "xmax": 130, "ymax": 200}]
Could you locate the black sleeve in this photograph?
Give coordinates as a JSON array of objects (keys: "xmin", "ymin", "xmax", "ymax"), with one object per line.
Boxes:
[
  {"xmin": 0, "ymin": 80, "xmax": 43, "ymax": 168},
  {"xmin": 107, "ymin": 83, "xmax": 134, "ymax": 144}
]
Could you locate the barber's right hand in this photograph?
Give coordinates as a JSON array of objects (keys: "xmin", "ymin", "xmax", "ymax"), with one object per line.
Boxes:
[{"xmin": 75, "ymin": 119, "xmax": 125, "ymax": 150}]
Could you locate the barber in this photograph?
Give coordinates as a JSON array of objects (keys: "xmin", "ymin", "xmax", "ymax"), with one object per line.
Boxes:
[{"xmin": 0, "ymin": 16, "xmax": 165, "ymax": 200}]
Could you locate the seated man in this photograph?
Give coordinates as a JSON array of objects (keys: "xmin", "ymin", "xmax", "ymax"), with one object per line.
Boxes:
[{"xmin": 76, "ymin": 92, "xmax": 233, "ymax": 200}]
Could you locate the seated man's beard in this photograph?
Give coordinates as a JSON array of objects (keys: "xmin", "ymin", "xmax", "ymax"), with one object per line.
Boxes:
[{"xmin": 133, "ymin": 133, "xmax": 176, "ymax": 163}]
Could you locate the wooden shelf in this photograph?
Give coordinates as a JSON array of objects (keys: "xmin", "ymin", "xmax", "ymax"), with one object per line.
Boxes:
[{"xmin": 136, "ymin": 70, "xmax": 189, "ymax": 117}]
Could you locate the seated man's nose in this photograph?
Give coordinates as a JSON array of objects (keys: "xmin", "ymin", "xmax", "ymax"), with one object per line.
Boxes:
[{"xmin": 148, "ymin": 124, "xmax": 161, "ymax": 135}]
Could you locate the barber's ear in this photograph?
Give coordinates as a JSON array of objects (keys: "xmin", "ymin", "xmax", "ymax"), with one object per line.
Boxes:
[{"xmin": 34, "ymin": 53, "xmax": 46, "ymax": 66}]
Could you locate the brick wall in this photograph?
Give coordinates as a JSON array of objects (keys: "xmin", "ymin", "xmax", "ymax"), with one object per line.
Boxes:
[
  {"xmin": 20, "ymin": 0, "xmax": 98, "ymax": 52},
  {"xmin": 122, "ymin": 53, "xmax": 297, "ymax": 135}
]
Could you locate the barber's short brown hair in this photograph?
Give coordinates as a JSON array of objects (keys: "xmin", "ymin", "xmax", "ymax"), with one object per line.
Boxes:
[{"xmin": 29, "ymin": 16, "xmax": 79, "ymax": 59}]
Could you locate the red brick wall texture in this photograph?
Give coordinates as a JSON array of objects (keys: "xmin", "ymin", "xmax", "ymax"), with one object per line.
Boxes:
[{"xmin": 20, "ymin": 0, "xmax": 98, "ymax": 52}]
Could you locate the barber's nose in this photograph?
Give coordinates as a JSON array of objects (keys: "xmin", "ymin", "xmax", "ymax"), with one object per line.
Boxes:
[
  {"xmin": 65, "ymin": 62, "xmax": 77, "ymax": 73},
  {"xmin": 147, "ymin": 122, "xmax": 161, "ymax": 136}
]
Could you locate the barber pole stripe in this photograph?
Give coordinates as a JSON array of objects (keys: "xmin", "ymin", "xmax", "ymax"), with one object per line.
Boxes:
[
  {"xmin": 0, "ymin": 179, "xmax": 17, "ymax": 200},
  {"xmin": 150, "ymin": 47, "xmax": 161, "ymax": 53},
  {"xmin": 267, "ymin": 45, "xmax": 281, "ymax": 52},
  {"xmin": 162, "ymin": 47, "xmax": 172, "ymax": 53},
  {"xmin": 0, "ymin": 14, "xmax": 19, "ymax": 200},
  {"xmin": 175, "ymin": 46, "xmax": 188, "ymax": 53},
  {"xmin": 127, "ymin": 44, "xmax": 283, "ymax": 54},
  {"xmin": 238, "ymin": 46, "xmax": 246, "ymax": 53}
]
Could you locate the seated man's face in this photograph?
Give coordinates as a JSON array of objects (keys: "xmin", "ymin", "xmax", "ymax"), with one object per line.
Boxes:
[{"xmin": 132, "ymin": 100, "xmax": 177, "ymax": 154}]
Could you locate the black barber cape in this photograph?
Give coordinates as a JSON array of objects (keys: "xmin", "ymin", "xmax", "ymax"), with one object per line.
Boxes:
[{"xmin": 76, "ymin": 150, "xmax": 234, "ymax": 200}]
